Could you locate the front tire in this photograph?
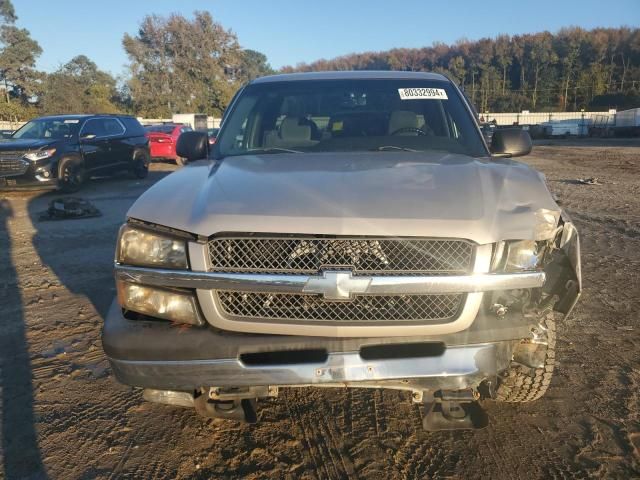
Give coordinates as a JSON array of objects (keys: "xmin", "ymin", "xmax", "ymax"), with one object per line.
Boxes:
[
  {"xmin": 58, "ymin": 158, "xmax": 86, "ymax": 193},
  {"xmin": 131, "ymin": 151, "xmax": 150, "ymax": 179},
  {"xmin": 495, "ymin": 314, "xmax": 556, "ymax": 402}
]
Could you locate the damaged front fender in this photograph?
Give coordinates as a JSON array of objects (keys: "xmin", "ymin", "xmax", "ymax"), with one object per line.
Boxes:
[{"xmin": 543, "ymin": 213, "xmax": 581, "ymax": 317}]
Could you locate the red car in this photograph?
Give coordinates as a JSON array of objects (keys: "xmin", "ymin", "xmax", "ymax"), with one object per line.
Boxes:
[{"xmin": 145, "ymin": 124, "xmax": 193, "ymax": 165}]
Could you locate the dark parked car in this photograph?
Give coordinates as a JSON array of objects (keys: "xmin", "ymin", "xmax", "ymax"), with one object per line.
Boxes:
[
  {"xmin": 0, "ymin": 114, "xmax": 150, "ymax": 192},
  {"xmin": 145, "ymin": 123, "xmax": 192, "ymax": 165}
]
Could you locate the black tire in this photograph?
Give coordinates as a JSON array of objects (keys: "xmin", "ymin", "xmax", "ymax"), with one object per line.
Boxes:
[
  {"xmin": 175, "ymin": 157, "xmax": 187, "ymax": 167},
  {"xmin": 58, "ymin": 158, "xmax": 86, "ymax": 193},
  {"xmin": 495, "ymin": 314, "xmax": 556, "ymax": 402},
  {"xmin": 132, "ymin": 151, "xmax": 150, "ymax": 179}
]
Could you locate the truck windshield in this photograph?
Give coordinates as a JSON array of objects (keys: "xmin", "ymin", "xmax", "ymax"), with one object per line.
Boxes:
[
  {"xmin": 217, "ymin": 79, "xmax": 487, "ymax": 158},
  {"xmin": 12, "ymin": 118, "xmax": 81, "ymax": 140}
]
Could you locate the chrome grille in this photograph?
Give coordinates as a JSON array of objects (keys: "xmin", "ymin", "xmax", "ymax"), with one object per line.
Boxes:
[
  {"xmin": 216, "ymin": 291, "xmax": 465, "ymax": 323},
  {"xmin": 0, "ymin": 153, "xmax": 28, "ymax": 178},
  {"xmin": 208, "ymin": 237, "xmax": 474, "ymax": 276}
]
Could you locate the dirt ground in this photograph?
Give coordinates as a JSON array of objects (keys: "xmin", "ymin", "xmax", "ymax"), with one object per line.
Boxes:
[{"xmin": 1, "ymin": 139, "xmax": 639, "ymax": 479}]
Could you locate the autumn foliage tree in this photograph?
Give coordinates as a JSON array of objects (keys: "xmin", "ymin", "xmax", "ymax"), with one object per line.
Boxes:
[
  {"xmin": 238, "ymin": 49, "xmax": 274, "ymax": 82},
  {"xmin": 0, "ymin": 0, "xmax": 42, "ymax": 121},
  {"xmin": 282, "ymin": 27, "xmax": 640, "ymax": 112},
  {"xmin": 40, "ymin": 55, "xmax": 122, "ymax": 114},
  {"xmin": 123, "ymin": 11, "xmax": 245, "ymax": 117}
]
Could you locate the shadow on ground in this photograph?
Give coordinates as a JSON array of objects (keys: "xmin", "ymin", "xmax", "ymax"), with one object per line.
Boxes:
[
  {"xmin": 1, "ymin": 166, "xmax": 173, "ymax": 478},
  {"xmin": 0, "ymin": 199, "xmax": 48, "ymax": 479}
]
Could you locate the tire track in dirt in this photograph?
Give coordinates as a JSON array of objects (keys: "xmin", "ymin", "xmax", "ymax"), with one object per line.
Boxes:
[
  {"xmin": 349, "ymin": 389, "xmax": 379, "ymax": 439},
  {"xmin": 391, "ymin": 431, "xmax": 457, "ymax": 480},
  {"xmin": 373, "ymin": 389, "xmax": 387, "ymax": 436},
  {"xmin": 284, "ymin": 389, "xmax": 357, "ymax": 480}
]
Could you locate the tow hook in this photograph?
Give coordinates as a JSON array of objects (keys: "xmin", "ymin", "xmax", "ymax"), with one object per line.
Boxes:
[
  {"xmin": 193, "ymin": 386, "xmax": 279, "ymax": 423},
  {"xmin": 194, "ymin": 395, "xmax": 258, "ymax": 423},
  {"xmin": 422, "ymin": 389, "xmax": 488, "ymax": 431}
]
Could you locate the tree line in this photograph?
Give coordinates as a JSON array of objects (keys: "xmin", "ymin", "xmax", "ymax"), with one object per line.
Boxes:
[
  {"xmin": 282, "ymin": 27, "xmax": 640, "ymax": 113},
  {"xmin": 0, "ymin": 0, "xmax": 638, "ymax": 122}
]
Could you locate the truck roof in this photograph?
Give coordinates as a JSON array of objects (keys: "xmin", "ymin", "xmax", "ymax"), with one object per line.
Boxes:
[{"xmin": 251, "ymin": 70, "xmax": 450, "ymax": 84}]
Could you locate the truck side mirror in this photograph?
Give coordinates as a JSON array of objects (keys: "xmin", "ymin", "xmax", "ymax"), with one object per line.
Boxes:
[
  {"xmin": 490, "ymin": 128, "xmax": 532, "ymax": 157},
  {"xmin": 176, "ymin": 131, "xmax": 209, "ymax": 162}
]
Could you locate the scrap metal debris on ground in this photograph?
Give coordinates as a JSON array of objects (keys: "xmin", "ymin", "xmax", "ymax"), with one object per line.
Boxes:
[
  {"xmin": 38, "ymin": 197, "xmax": 102, "ymax": 221},
  {"xmin": 577, "ymin": 177, "xmax": 602, "ymax": 185}
]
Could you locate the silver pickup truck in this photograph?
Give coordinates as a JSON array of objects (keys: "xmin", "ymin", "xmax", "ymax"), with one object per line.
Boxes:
[{"xmin": 102, "ymin": 71, "xmax": 581, "ymax": 430}]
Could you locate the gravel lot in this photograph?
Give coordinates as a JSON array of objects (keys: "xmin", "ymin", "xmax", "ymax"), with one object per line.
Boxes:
[{"xmin": 1, "ymin": 139, "xmax": 639, "ymax": 479}]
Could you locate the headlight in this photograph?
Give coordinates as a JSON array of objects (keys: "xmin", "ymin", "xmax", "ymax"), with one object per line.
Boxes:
[
  {"xmin": 116, "ymin": 224, "xmax": 188, "ymax": 269},
  {"xmin": 117, "ymin": 280, "xmax": 203, "ymax": 326},
  {"xmin": 503, "ymin": 240, "xmax": 544, "ymax": 272},
  {"xmin": 24, "ymin": 148, "xmax": 56, "ymax": 161}
]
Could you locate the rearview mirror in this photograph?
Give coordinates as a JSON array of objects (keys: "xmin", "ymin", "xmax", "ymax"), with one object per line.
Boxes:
[
  {"xmin": 490, "ymin": 128, "xmax": 532, "ymax": 157},
  {"xmin": 176, "ymin": 131, "xmax": 209, "ymax": 162}
]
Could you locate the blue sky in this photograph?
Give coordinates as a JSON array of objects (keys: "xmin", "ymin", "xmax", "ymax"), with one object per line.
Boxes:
[{"xmin": 14, "ymin": 0, "xmax": 640, "ymax": 77}]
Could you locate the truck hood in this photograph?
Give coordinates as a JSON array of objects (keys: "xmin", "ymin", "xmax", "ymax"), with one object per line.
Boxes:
[
  {"xmin": 0, "ymin": 138, "xmax": 58, "ymax": 151},
  {"xmin": 128, "ymin": 151, "xmax": 561, "ymax": 245}
]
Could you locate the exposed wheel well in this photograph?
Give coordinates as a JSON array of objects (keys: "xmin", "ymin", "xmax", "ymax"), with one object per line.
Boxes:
[{"xmin": 133, "ymin": 148, "xmax": 150, "ymax": 162}]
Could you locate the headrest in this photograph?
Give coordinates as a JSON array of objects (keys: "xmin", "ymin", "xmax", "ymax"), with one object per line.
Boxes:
[
  {"xmin": 388, "ymin": 110, "xmax": 419, "ymax": 134},
  {"xmin": 279, "ymin": 117, "xmax": 311, "ymax": 142}
]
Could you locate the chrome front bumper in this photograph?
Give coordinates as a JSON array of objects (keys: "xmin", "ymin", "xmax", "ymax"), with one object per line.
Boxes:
[
  {"xmin": 108, "ymin": 342, "xmax": 503, "ymax": 393},
  {"xmin": 115, "ymin": 265, "xmax": 545, "ymax": 296}
]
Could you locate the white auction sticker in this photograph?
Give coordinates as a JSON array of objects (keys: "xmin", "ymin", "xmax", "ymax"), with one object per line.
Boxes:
[{"xmin": 398, "ymin": 88, "xmax": 448, "ymax": 100}]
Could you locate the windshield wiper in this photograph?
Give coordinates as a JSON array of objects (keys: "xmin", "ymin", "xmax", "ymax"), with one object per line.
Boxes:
[
  {"xmin": 244, "ymin": 147, "xmax": 305, "ymax": 155},
  {"xmin": 372, "ymin": 145, "xmax": 420, "ymax": 152}
]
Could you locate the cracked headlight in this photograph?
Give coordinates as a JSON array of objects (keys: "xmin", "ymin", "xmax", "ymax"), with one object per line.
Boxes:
[
  {"xmin": 492, "ymin": 240, "xmax": 546, "ymax": 272},
  {"xmin": 503, "ymin": 240, "xmax": 544, "ymax": 272},
  {"xmin": 116, "ymin": 224, "xmax": 188, "ymax": 269}
]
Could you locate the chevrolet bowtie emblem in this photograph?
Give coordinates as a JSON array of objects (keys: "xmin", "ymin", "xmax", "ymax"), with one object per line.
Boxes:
[{"xmin": 302, "ymin": 271, "xmax": 371, "ymax": 300}]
